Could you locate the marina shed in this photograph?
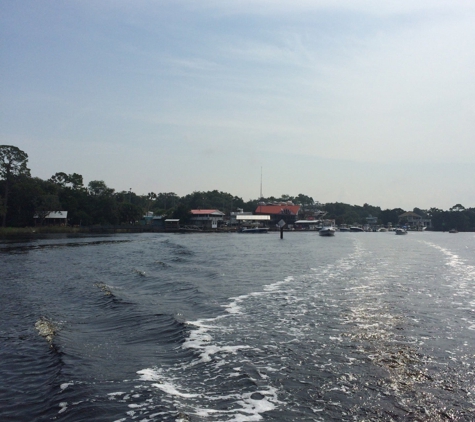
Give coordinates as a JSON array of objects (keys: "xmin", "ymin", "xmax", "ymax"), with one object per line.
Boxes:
[
  {"xmin": 165, "ymin": 219, "xmax": 180, "ymax": 230},
  {"xmin": 398, "ymin": 212, "xmax": 432, "ymax": 230},
  {"xmin": 33, "ymin": 211, "xmax": 68, "ymax": 226},
  {"xmin": 190, "ymin": 209, "xmax": 225, "ymax": 229}
]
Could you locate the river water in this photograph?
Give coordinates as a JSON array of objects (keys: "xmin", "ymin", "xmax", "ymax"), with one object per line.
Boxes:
[{"xmin": 1, "ymin": 231, "xmax": 474, "ymax": 421}]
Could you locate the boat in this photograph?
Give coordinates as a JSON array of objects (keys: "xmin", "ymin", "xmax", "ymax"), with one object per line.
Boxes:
[
  {"xmin": 377, "ymin": 227, "xmax": 388, "ymax": 232},
  {"xmin": 338, "ymin": 225, "xmax": 350, "ymax": 232},
  {"xmin": 319, "ymin": 226, "xmax": 336, "ymax": 236},
  {"xmin": 448, "ymin": 228, "xmax": 458, "ymax": 233},
  {"xmin": 178, "ymin": 225, "xmax": 202, "ymax": 233},
  {"xmin": 395, "ymin": 228, "xmax": 407, "ymax": 235},
  {"xmin": 239, "ymin": 227, "xmax": 269, "ymax": 233},
  {"xmin": 350, "ymin": 226, "xmax": 364, "ymax": 232}
]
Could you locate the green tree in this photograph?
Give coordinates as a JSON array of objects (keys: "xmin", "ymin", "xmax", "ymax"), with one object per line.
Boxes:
[
  {"xmin": 279, "ymin": 194, "xmax": 294, "ymax": 202},
  {"xmin": 379, "ymin": 208, "xmax": 405, "ymax": 226},
  {"xmin": 50, "ymin": 172, "xmax": 84, "ymax": 190},
  {"xmin": 155, "ymin": 192, "xmax": 179, "ymax": 211},
  {"xmin": 118, "ymin": 202, "xmax": 143, "ymax": 224},
  {"xmin": 171, "ymin": 203, "xmax": 191, "ymax": 223},
  {"xmin": 0, "ymin": 145, "xmax": 31, "ymax": 227},
  {"xmin": 86, "ymin": 181, "xmax": 118, "ymax": 224},
  {"xmin": 34, "ymin": 195, "xmax": 62, "ymax": 226},
  {"xmin": 2, "ymin": 176, "xmax": 56, "ymax": 226},
  {"xmin": 341, "ymin": 211, "xmax": 361, "ymax": 226},
  {"xmin": 413, "ymin": 207, "xmax": 428, "ymax": 218},
  {"xmin": 145, "ymin": 192, "xmax": 157, "ymax": 213},
  {"xmin": 295, "ymin": 193, "xmax": 314, "ymax": 206},
  {"xmin": 0, "ymin": 196, "xmax": 5, "ymax": 220},
  {"xmin": 88, "ymin": 180, "xmax": 115, "ymax": 196}
]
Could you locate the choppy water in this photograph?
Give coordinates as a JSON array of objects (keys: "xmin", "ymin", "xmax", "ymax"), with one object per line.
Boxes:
[{"xmin": 1, "ymin": 231, "xmax": 474, "ymax": 421}]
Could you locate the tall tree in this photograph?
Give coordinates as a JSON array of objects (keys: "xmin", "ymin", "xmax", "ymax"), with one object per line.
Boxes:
[
  {"xmin": 88, "ymin": 180, "xmax": 114, "ymax": 196},
  {"xmin": 449, "ymin": 204, "xmax": 465, "ymax": 212},
  {"xmin": 0, "ymin": 196, "xmax": 5, "ymax": 221},
  {"xmin": 34, "ymin": 195, "xmax": 62, "ymax": 226},
  {"xmin": 0, "ymin": 145, "xmax": 31, "ymax": 227},
  {"xmin": 50, "ymin": 172, "xmax": 84, "ymax": 190}
]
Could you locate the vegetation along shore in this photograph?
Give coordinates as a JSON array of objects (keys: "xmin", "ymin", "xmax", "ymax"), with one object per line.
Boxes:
[{"xmin": 1, "ymin": 145, "xmax": 474, "ymax": 233}]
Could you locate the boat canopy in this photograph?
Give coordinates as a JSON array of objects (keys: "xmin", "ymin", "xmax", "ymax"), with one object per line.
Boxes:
[{"xmin": 236, "ymin": 215, "xmax": 270, "ymax": 221}]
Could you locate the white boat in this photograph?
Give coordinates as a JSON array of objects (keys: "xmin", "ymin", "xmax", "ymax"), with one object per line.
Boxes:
[
  {"xmin": 239, "ymin": 227, "xmax": 269, "ymax": 233},
  {"xmin": 395, "ymin": 228, "xmax": 407, "ymax": 235},
  {"xmin": 350, "ymin": 226, "xmax": 364, "ymax": 232},
  {"xmin": 319, "ymin": 226, "xmax": 336, "ymax": 236}
]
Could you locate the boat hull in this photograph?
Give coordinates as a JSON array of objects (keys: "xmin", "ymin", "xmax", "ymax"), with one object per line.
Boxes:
[
  {"xmin": 319, "ymin": 227, "xmax": 336, "ymax": 236},
  {"xmin": 239, "ymin": 228, "xmax": 269, "ymax": 233}
]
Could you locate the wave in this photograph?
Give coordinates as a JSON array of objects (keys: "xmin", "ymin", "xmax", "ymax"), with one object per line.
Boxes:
[{"xmin": 0, "ymin": 239, "xmax": 131, "ymax": 254}]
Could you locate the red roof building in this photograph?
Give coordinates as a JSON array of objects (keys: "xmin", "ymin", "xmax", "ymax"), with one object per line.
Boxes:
[
  {"xmin": 254, "ymin": 205, "xmax": 300, "ymax": 216},
  {"xmin": 254, "ymin": 204, "xmax": 301, "ymax": 227}
]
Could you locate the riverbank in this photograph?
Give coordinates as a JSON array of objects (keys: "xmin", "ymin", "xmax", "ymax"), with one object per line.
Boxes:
[
  {"xmin": 0, "ymin": 225, "xmax": 238, "ymax": 238},
  {"xmin": 0, "ymin": 226, "xmax": 83, "ymax": 237}
]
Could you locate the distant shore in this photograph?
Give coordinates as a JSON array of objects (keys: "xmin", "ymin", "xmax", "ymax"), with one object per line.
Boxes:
[
  {"xmin": 0, "ymin": 225, "xmax": 237, "ymax": 238},
  {"xmin": 0, "ymin": 226, "xmax": 83, "ymax": 238}
]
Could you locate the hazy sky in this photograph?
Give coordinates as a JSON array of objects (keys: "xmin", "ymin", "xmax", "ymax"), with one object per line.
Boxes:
[{"xmin": 1, "ymin": 0, "xmax": 474, "ymax": 210}]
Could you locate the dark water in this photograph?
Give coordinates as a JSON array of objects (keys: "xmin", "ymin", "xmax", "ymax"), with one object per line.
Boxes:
[{"xmin": 1, "ymin": 231, "xmax": 474, "ymax": 421}]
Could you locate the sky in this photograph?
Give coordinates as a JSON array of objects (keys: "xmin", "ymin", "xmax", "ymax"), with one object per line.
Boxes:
[{"xmin": 1, "ymin": 0, "xmax": 474, "ymax": 210}]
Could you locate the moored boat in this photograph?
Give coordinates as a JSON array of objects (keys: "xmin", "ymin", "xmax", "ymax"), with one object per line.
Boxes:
[
  {"xmin": 319, "ymin": 226, "xmax": 336, "ymax": 236},
  {"xmin": 239, "ymin": 227, "xmax": 269, "ymax": 233},
  {"xmin": 395, "ymin": 228, "xmax": 408, "ymax": 235}
]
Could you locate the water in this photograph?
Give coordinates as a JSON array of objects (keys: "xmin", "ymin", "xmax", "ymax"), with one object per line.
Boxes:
[{"xmin": 1, "ymin": 231, "xmax": 474, "ymax": 421}]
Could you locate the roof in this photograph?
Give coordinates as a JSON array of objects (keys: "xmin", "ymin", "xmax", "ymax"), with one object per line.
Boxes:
[
  {"xmin": 295, "ymin": 220, "xmax": 321, "ymax": 224},
  {"xmin": 190, "ymin": 209, "xmax": 225, "ymax": 216},
  {"xmin": 399, "ymin": 212, "xmax": 422, "ymax": 218},
  {"xmin": 165, "ymin": 219, "xmax": 180, "ymax": 222},
  {"xmin": 255, "ymin": 205, "xmax": 300, "ymax": 215},
  {"xmin": 236, "ymin": 215, "xmax": 270, "ymax": 221},
  {"xmin": 34, "ymin": 211, "xmax": 68, "ymax": 219}
]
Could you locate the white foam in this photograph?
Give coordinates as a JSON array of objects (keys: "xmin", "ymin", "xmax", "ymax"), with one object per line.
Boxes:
[
  {"xmin": 58, "ymin": 402, "xmax": 68, "ymax": 414},
  {"xmin": 132, "ymin": 275, "xmax": 300, "ymax": 420},
  {"xmin": 108, "ymin": 391, "xmax": 126, "ymax": 396},
  {"xmin": 60, "ymin": 383, "xmax": 72, "ymax": 391},
  {"xmin": 137, "ymin": 368, "xmax": 162, "ymax": 382},
  {"xmin": 128, "ymin": 403, "xmax": 146, "ymax": 409},
  {"xmin": 151, "ymin": 382, "xmax": 199, "ymax": 398}
]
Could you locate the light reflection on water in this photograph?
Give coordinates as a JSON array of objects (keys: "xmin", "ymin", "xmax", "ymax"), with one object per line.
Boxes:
[{"xmin": 1, "ymin": 232, "xmax": 474, "ymax": 421}]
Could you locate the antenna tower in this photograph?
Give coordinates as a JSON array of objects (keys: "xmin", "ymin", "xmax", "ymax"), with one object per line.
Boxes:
[{"xmin": 260, "ymin": 167, "xmax": 263, "ymax": 199}]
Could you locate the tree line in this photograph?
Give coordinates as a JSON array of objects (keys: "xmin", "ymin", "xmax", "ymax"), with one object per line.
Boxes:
[{"xmin": 1, "ymin": 145, "xmax": 474, "ymax": 231}]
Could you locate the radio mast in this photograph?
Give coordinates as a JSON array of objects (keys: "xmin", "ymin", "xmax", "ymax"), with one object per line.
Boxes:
[{"xmin": 260, "ymin": 167, "xmax": 263, "ymax": 199}]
